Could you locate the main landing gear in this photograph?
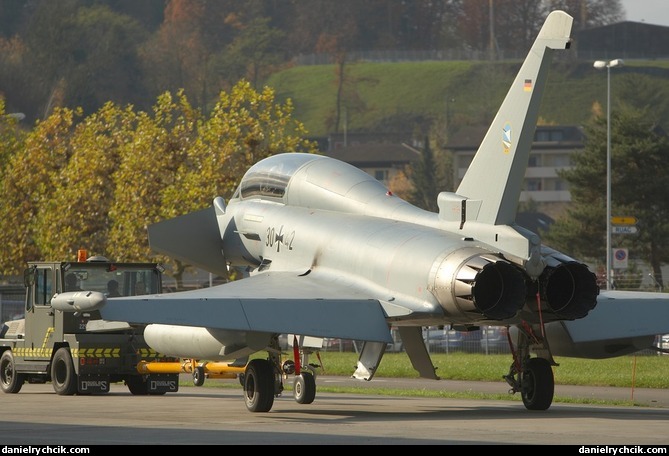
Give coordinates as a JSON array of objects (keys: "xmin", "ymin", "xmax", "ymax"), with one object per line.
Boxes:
[
  {"xmin": 503, "ymin": 324, "xmax": 556, "ymax": 411},
  {"xmin": 242, "ymin": 335, "xmax": 319, "ymax": 413}
]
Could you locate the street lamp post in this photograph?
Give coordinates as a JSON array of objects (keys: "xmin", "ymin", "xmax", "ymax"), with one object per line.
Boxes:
[{"xmin": 593, "ymin": 58, "xmax": 624, "ymax": 290}]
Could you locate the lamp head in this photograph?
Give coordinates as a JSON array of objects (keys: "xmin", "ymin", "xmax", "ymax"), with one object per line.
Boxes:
[{"xmin": 593, "ymin": 59, "xmax": 624, "ymax": 70}]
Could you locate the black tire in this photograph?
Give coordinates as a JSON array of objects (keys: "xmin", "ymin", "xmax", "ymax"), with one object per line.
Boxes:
[
  {"xmin": 125, "ymin": 375, "xmax": 149, "ymax": 395},
  {"xmin": 244, "ymin": 359, "xmax": 275, "ymax": 413},
  {"xmin": 0, "ymin": 350, "xmax": 25, "ymax": 394},
  {"xmin": 521, "ymin": 357, "xmax": 554, "ymax": 411},
  {"xmin": 193, "ymin": 366, "xmax": 205, "ymax": 387},
  {"xmin": 293, "ymin": 371, "xmax": 316, "ymax": 404},
  {"xmin": 51, "ymin": 348, "xmax": 77, "ymax": 395}
]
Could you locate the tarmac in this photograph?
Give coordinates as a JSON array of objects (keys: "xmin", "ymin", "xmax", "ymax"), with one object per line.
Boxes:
[
  {"xmin": 178, "ymin": 371, "xmax": 669, "ymax": 408},
  {"xmin": 2, "ymin": 378, "xmax": 669, "ymax": 445},
  {"xmin": 313, "ymin": 375, "xmax": 669, "ymax": 408}
]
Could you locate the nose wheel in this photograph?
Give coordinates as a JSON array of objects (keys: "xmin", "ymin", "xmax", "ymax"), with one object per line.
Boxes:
[
  {"xmin": 293, "ymin": 371, "xmax": 316, "ymax": 404},
  {"xmin": 285, "ymin": 336, "xmax": 319, "ymax": 405}
]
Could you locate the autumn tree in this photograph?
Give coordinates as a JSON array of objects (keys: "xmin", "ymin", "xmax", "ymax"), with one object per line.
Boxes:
[
  {"xmin": 0, "ymin": 99, "xmax": 25, "ymax": 175},
  {"xmin": 139, "ymin": 0, "xmax": 240, "ymax": 112},
  {"xmin": 33, "ymin": 104, "xmax": 127, "ymax": 262},
  {"xmin": 108, "ymin": 81, "xmax": 317, "ymax": 287},
  {"xmin": 0, "ymin": 107, "xmax": 82, "ymax": 274},
  {"xmin": 0, "ymin": 81, "xmax": 316, "ymax": 283}
]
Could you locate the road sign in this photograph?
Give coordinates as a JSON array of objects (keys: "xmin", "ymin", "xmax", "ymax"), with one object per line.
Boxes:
[
  {"xmin": 612, "ymin": 226, "xmax": 638, "ymax": 234},
  {"xmin": 613, "ymin": 248, "xmax": 628, "ymax": 269},
  {"xmin": 611, "ymin": 216, "xmax": 637, "ymax": 225}
]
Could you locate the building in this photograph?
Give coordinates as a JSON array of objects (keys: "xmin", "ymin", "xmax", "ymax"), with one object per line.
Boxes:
[
  {"xmin": 575, "ymin": 21, "xmax": 669, "ymax": 60},
  {"xmin": 320, "ymin": 125, "xmax": 584, "ymax": 219},
  {"xmin": 448, "ymin": 125, "xmax": 585, "ymax": 219},
  {"xmin": 324, "ymin": 132, "xmax": 421, "ymax": 186}
]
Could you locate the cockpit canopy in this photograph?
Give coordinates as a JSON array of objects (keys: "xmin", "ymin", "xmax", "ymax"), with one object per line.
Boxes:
[
  {"xmin": 233, "ymin": 153, "xmax": 319, "ymax": 201},
  {"xmin": 230, "ymin": 152, "xmax": 411, "ymax": 217}
]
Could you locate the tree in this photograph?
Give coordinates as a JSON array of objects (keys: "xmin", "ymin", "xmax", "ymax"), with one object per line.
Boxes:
[
  {"xmin": 543, "ymin": 105, "xmax": 669, "ymax": 289},
  {"xmin": 31, "ymin": 103, "xmax": 125, "ymax": 260},
  {"xmin": 455, "ymin": 0, "xmax": 623, "ymax": 56},
  {"xmin": 106, "ymin": 92, "xmax": 196, "ymax": 272},
  {"xmin": 0, "ymin": 81, "xmax": 317, "ymax": 283},
  {"xmin": 220, "ymin": 16, "xmax": 286, "ymax": 90},
  {"xmin": 408, "ymin": 137, "xmax": 453, "ymax": 212},
  {"xmin": 547, "ymin": 0, "xmax": 624, "ymax": 29},
  {"xmin": 139, "ymin": 0, "xmax": 238, "ymax": 112},
  {"xmin": 65, "ymin": 5, "xmax": 148, "ymax": 114},
  {"xmin": 22, "ymin": 1, "xmax": 148, "ymax": 120},
  {"xmin": 139, "ymin": 0, "xmax": 208, "ymax": 109},
  {"xmin": 108, "ymin": 81, "xmax": 317, "ymax": 287},
  {"xmin": 409, "ymin": 138, "xmax": 439, "ymax": 211},
  {"xmin": 0, "ymin": 35, "xmax": 38, "ymax": 117},
  {"xmin": 0, "ymin": 107, "xmax": 82, "ymax": 274},
  {"xmin": 0, "ymin": 99, "xmax": 25, "ymax": 176}
]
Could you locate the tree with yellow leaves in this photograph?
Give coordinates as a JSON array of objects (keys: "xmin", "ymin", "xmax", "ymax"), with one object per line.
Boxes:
[{"xmin": 0, "ymin": 81, "xmax": 317, "ymax": 286}]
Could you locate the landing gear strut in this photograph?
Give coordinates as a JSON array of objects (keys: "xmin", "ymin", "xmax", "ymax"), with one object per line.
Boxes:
[
  {"xmin": 242, "ymin": 335, "xmax": 320, "ymax": 413},
  {"xmin": 504, "ymin": 324, "xmax": 556, "ymax": 411}
]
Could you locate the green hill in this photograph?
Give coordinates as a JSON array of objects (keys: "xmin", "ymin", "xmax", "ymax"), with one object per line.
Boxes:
[{"xmin": 265, "ymin": 59, "xmax": 669, "ymax": 138}]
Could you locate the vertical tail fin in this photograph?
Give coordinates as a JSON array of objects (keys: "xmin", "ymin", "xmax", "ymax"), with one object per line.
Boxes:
[{"xmin": 455, "ymin": 10, "xmax": 573, "ymax": 226}]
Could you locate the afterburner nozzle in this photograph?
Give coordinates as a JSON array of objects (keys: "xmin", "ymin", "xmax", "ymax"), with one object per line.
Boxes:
[
  {"xmin": 432, "ymin": 248, "xmax": 526, "ymax": 321},
  {"xmin": 540, "ymin": 262, "xmax": 599, "ymax": 319}
]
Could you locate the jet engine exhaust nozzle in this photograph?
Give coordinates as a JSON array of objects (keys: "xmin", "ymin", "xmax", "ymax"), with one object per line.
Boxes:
[
  {"xmin": 472, "ymin": 260, "xmax": 527, "ymax": 320},
  {"xmin": 540, "ymin": 261, "xmax": 599, "ymax": 320},
  {"xmin": 432, "ymin": 250, "xmax": 526, "ymax": 321}
]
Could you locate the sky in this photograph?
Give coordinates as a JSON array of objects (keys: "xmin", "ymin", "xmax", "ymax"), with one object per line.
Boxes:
[{"xmin": 620, "ymin": 0, "xmax": 669, "ymax": 27}]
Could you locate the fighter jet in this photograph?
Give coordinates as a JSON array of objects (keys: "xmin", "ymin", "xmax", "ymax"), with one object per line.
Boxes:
[{"xmin": 95, "ymin": 10, "xmax": 669, "ymax": 412}]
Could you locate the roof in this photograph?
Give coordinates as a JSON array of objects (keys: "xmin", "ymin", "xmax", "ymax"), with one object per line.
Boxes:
[
  {"xmin": 516, "ymin": 212, "xmax": 555, "ymax": 235},
  {"xmin": 447, "ymin": 125, "xmax": 585, "ymax": 151},
  {"xmin": 325, "ymin": 143, "xmax": 421, "ymax": 167},
  {"xmin": 575, "ymin": 21, "xmax": 669, "ymax": 59}
]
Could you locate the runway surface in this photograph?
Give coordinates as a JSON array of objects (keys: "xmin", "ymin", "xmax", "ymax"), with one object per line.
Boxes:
[{"xmin": 2, "ymin": 376, "xmax": 668, "ymax": 445}]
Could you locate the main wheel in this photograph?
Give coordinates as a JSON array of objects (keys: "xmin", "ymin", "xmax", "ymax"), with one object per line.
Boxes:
[
  {"xmin": 293, "ymin": 371, "xmax": 316, "ymax": 404},
  {"xmin": 244, "ymin": 359, "xmax": 275, "ymax": 413},
  {"xmin": 125, "ymin": 375, "xmax": 149, "ymax": 395},
  {"xmin": 0, "ymin": 350, "xmax": 25, "ymax": 394},
  {"xmin": 521, "ymin": 357, "xmax": 554, "ymax": 411},
  {"xmin": 193, "ymin": 366, "xmax": 205, "ymax": 386},
  {"xmin": 51, "ymin": 348, "xmax": 77, "ymax": 395}
]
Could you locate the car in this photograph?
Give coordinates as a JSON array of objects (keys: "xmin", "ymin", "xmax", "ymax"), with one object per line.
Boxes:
[
  {"xmin": 480, "ymin": 326, "xmax": 511, "ymax": 354},
  {"xmin": 656, "ymin": 334, "xmax": 669, "ymax": 355},
  {"xmin": 424, "ymin": 328, "xmax": 462, "ymax": 353},
  {"xmin": 322, "ymin": 338, "xmax": 358, "ymax": 352},
  {"xmin": 459, "ymin": 328, "xmax": 483, "ymax": 352}
]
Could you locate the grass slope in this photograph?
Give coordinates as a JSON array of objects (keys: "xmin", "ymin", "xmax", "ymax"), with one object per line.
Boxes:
[{"xmin": 265, "ymin": 60, "xmax": 669, "ymax": 137}]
